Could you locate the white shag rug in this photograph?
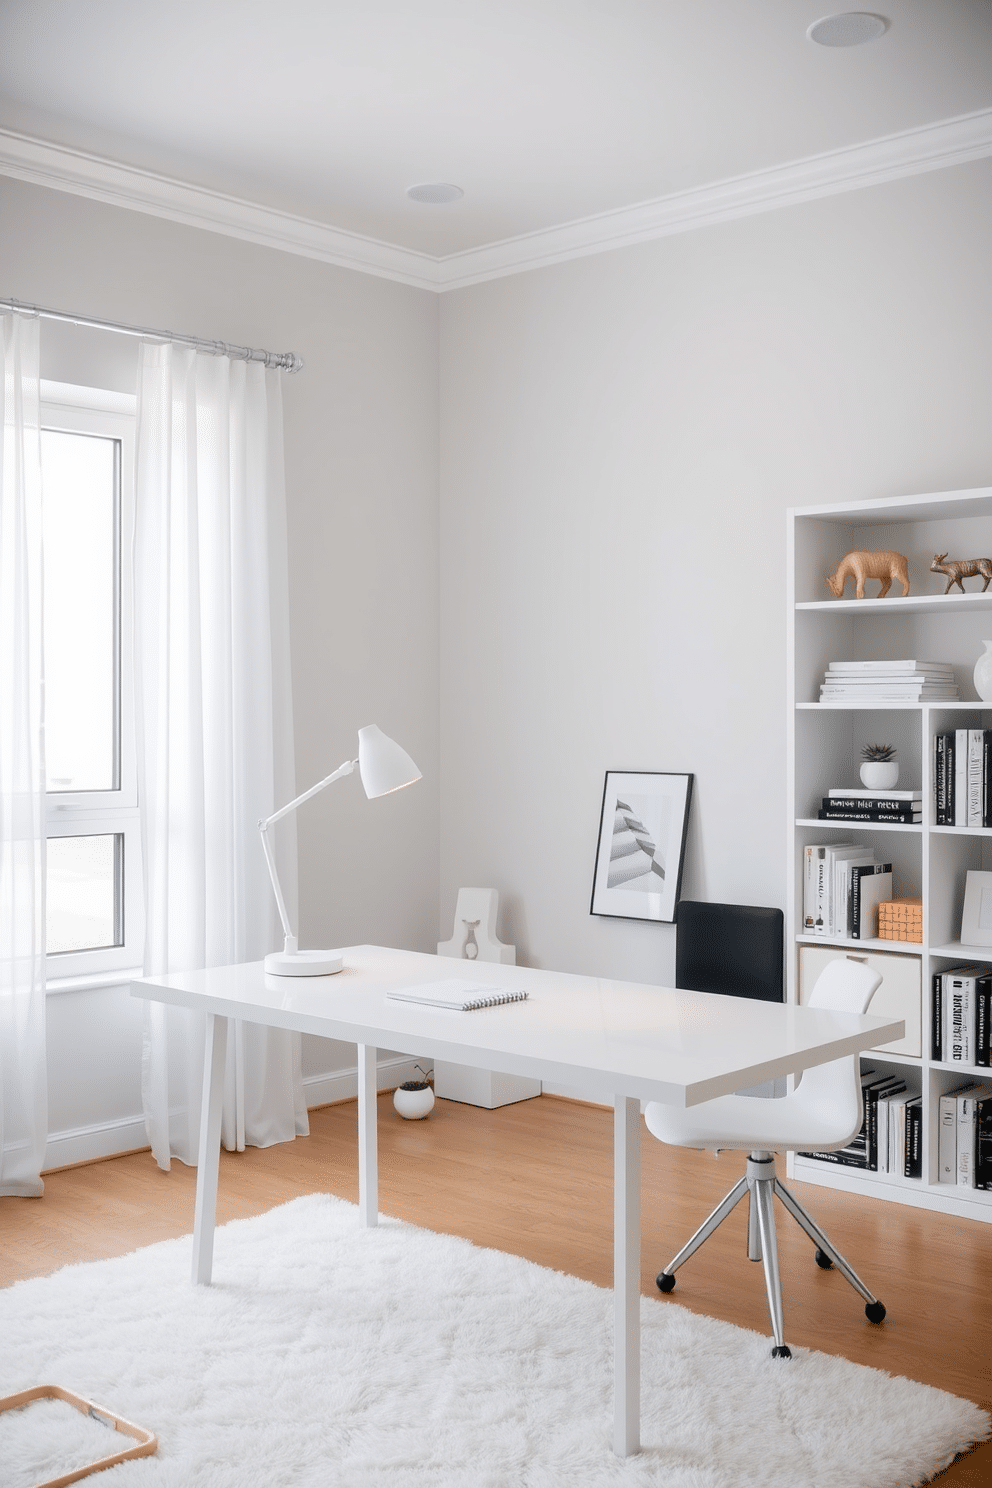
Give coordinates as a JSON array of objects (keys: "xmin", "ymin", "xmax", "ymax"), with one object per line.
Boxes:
[{"xmin": 0, "ymin": 1193, "xmax": 986, "ymax": 1488}]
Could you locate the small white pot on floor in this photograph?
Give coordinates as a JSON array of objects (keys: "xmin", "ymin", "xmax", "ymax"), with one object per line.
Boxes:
[{"xmin": 393, "ymin": 1082, "xmax": 435, "ymax": 1119}]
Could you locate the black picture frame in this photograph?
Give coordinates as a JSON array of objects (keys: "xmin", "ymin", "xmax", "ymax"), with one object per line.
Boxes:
[{"xmin": 590, "ymin": 771, "xmax": 693, "ymax": 923}]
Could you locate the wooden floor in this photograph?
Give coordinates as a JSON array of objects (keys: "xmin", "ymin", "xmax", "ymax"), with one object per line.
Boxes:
[{"xmin": 2, "ymin": 1093, "xmax": 990, "ymax": 1482}]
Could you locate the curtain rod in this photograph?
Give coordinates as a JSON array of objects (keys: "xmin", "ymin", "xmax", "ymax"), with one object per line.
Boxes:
[{"xmin": 0, "ymin": 296, "xmax": 304, "ymax": 373}]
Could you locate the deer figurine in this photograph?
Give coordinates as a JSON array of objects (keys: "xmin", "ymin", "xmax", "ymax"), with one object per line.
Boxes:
[
  {"xmin": 930, "ymin": 553, "xmax": 992, "ymax": 594},
  {"xmin": 825, "ymin": 550, "xmax": 910, "ymax": 599}
]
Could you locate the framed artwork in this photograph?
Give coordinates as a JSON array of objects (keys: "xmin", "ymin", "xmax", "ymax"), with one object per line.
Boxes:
[
  {"xmin": 590, "ymin": 771, "xmax": 693, "ymax": 924},
  {"xmin": 961, "ymin": 870, "xmax": 992, "ymax": 947}
]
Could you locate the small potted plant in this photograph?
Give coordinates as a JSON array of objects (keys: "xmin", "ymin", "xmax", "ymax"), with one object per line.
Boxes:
[
  {"xmin": 393, "ymin": 1064, "xmax": 435, "ymax": 1120},
  {"xmin": 860, "ymin": 743, "xmax": 899, "ymax": 790}
]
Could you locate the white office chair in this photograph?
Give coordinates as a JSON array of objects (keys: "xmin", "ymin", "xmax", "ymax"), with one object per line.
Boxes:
[{"xmin": 644, "ymin": 956, "xmax": 886, "ymax": 1359}]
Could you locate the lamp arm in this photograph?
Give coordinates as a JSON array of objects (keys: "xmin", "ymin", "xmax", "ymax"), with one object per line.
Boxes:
[
  {"xmin": 258, "ymin": 758, "xmax": 357, "ymax": 955},
  {"xmin": 259, "ymin": 758, "xmax": 357, "ymax": 831}
]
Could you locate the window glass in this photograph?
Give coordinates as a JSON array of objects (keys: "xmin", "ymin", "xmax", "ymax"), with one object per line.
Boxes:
[
  {"xmin": 46, "ymin": 833, "xmax": 122, "ymax": 955},
  {"xmin": 41, "ymin": 429, "xmax": 118, "ymax": 792}
]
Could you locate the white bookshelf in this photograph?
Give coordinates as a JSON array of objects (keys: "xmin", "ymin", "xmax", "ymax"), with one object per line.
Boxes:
[{"xmin": 786, "ymin": 486, "xmax": 992, "ymax": 1223}]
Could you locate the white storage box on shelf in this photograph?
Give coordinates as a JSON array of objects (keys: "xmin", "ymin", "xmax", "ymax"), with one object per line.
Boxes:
[{"xmin": 788, "ymin": 486, "xmax": 992, "ymax": 1223}]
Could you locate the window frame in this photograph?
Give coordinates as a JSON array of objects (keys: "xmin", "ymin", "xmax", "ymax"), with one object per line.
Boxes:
[{"xmin": 41, "ymin": 380, "xmax": 143, "ymax": 982}]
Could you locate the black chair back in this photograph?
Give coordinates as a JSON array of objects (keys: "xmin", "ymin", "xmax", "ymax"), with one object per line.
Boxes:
[{"xmin": 675, "ymin": 901, "xmax": 784, "ymax": 1003}]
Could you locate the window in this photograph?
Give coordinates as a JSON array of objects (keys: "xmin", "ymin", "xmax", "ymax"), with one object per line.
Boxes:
[{"xmin": 41, "ymin": 382, "xmax": 142, "ymax": 979}]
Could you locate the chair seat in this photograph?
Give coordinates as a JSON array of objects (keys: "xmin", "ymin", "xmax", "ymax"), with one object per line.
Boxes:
[{"xmin": 644, "ymin": 1069, "xmax": 858, "ymax": 1153}]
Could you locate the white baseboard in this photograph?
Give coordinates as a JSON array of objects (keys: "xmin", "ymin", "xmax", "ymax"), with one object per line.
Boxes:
[
  {"xmin": 302, "ymin": 1054, "xmax": 425, "ymax": 1108},
  {"xmin": 44, "ymin": 1115, "xmax": 150, "ymax": 1171},
  {"xmin": 43, "ymin": 1055, "xmax": 428, "ymax": 1170}
]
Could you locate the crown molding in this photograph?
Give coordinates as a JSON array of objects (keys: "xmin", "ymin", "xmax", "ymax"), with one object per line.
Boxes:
[
  {"xmin": 1, "ymin": 108, "xmax": 989, "ymax": 295},
  {"xmin": 434, "ymin": 108, "xmax": 992, "ymax": 290},
  {"xmin": 0, "ymin": 129, "xmax": 441, "ymax": 291}
]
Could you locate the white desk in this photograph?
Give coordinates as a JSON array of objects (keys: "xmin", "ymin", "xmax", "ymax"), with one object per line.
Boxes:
[{"xmin": 131, "ymin": 945, "xmax": 903, "ymax": 1458}]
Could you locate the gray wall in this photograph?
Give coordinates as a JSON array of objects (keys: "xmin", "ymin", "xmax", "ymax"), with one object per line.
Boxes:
[
  {"xmin": 0, "ymin": 175, "xmax": 440, "ymax": 1163},
  {"xmin": 438, "ymin": 159, "xmax": 992, "ymax": 988},
  {"xmin": 3, "ymin": 153, "xmax": 990, "ymax": 1163}
]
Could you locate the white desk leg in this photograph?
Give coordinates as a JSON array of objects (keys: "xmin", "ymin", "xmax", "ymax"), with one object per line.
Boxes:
[
  {"xmin": 357, "ymin": 1044, "xmax": 378, "ymax": 1228},
  {"xmin": 192, "ymin": 1013, "xmax": 229, "ymax": 1286},
  {"xmin": 613, "ymin": 1094, "xmax": 641, "ymax": 1457}
]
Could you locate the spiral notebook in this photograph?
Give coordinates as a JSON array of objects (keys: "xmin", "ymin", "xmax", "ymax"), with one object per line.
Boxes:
[{"xmin": 386, "ymin": 979, "xmax": 529, "ymax": 1012}]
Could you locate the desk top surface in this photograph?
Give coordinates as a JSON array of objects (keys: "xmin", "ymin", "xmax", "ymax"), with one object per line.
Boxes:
[{"xmin": 131, "ymin": 946, "xmax": 904, "ymax": 1107}]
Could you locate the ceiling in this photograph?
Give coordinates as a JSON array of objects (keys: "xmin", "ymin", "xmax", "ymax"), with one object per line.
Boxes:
[{"xmin": 1, "ymin": 0, "xmax": 990, "ymax": 275}]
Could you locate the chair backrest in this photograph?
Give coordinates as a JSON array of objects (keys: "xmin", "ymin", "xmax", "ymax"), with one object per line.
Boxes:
[
  {"xmin": 675, "ymin": 901, "xmax": 784, "ymax": 1003},
  {"xmin": 797, "ymin": 957, "xmax": 884, "ymax": 1126},
  {"xmin": 806, "ymin": 956, "xmax": 882, "ymax": 1014}
]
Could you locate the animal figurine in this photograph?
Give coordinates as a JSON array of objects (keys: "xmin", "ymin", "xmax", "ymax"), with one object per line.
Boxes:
[
  {"xmin": 930, "ymin": 553, "xmax": 992, "ymax": 594},
  {"xmin": 825, "ymin": 550, "xmax": 910, "ymax": 599}
]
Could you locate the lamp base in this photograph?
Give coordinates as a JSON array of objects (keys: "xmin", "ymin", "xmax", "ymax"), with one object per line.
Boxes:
[{"xmin": 264, "ymin": 949, "xmax": 345, "ymax": 976}]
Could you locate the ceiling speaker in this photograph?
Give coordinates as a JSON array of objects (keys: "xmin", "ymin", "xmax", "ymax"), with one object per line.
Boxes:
[
  {"xmin": 807, "ymin": 12, "xmax": 888, "ymax": 46},
  {"xmin": 406, "ymin": 183, "xmax": 464, "ymax": 205}
]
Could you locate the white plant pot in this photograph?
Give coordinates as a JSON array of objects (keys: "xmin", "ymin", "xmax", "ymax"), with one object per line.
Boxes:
[
  {"xmin": 860, "ymin": 761, "xmax": 899, "ymax": 789},
  {"xmin": 393, "ymin": 1083, "xmax": 435, "ymax": 1120}
]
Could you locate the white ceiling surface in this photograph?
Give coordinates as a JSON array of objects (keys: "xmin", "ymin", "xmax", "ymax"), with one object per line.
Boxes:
[{"xmin": 1, "ymin": 0, "xmax": 990, "ymax": 281}]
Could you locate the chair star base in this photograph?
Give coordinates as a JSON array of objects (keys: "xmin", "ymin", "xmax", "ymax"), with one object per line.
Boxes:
[{"xmin": 654, "ymin": 1149, "xmax": 886, "ymax": 1357}]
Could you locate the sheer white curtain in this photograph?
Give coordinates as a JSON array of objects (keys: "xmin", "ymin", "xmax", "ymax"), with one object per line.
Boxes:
[
  {"xmin": 135, "ymin": 342, "xmax": 307, "ymax": 1168},
  {"xmin": 0, "ymin": 313, "xmax": 47, "ymax": 1196}
]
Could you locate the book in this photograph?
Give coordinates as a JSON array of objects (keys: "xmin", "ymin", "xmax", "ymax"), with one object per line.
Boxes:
[
  {"xmin": 850, "ymin": 864, "xmax": 892, "ymax": 939},
  {"xmin": 956, "ymin": 728, "xmax": 969, "ymax": 827},
  {"xmin": 938, "ymin": 1090, "xmax": 961, "ymax": 1182},
  {"xmin": 975, "ymin": 1095, "xmax": 992, "ymax": 1191},
  {"xmin": 865, "ymin": 1076, "xmax": 905, "ymax": 1169},
  {"xmin": 803, "ymin": 842, "xmax": 857, "ymax": 937},
  {"xmin": 905, "ymin": 1096, "xmax": 923, "ymax": 1179},
  {"xmin": 875, "ymin": 1085, "xmax": 906, "ymax": 1173},
  {"xmin": 891, "ymin": 1092, "xmax": 909, "ymax": 1177},
  {"xmin": 823, "ymin": 845, "xmax": 864, "ymax": 936},
  {"xmin": 957, "ymin": 1089, "xmax": 980, "ymax": 1186},
  {"xmin": 827, "ymin": 789, "xmax": 922, "ymax": 801},
  {"xmin": 834, "ymin": 852, "xmax": 876, "ymax": 936},
  {"xmin": 934, "ymin": 732, "xmax": 952, "ymax": 825},
  {"xmin": 947, "ymin": 969, "xmax": 980, "ymax": 1063},
  {"xmin": 977, "ymin": 972, "xmax": 992, "ymax": 1068},
  {"xmin": 826, "ymin": 660, "xmax": 955, "ymax": 673},
  {"xmin": 969, "ymin": 729, "xmax": 984, "ymax": 827},
  {"xmin": 932, "ymin": 972, "xmax": 943, "ymax": 1061},
  {"xmin": 386, "ymin": 980, "xmax": 529, "ymax": 1011},
  {"xmin": 818, "ymin": 808, "xmax": 921, "ymax": 823}
]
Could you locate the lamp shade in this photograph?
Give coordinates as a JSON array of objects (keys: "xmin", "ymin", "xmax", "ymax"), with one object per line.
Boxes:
[{"xmin": 357, "ymin": 725, "xmax": 422, "ymax": 799}]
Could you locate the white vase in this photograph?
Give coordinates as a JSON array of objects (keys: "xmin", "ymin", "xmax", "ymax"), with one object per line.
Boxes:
[
  {"xmin": 974, "ymin": 641, "xmax": 992, "ymax": 702},
  {"xmin": 393, "ymin": 1083, "xmax": 435, "ymax": 1120},
  {"xmin": 860, "ymin": 761, "xmax": 899, "ymax": 790}
]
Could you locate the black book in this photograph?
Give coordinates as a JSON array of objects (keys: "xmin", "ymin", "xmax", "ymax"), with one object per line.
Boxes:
[
  {"xmin": 818, "ymin": 808, "xmax": 921, "ymax": 822},
  {"xmin": 976, "ymin": 973, "xmax": 992, "ymax": 1069},
  {"xmin": 985, "ymin": 732, "xmax": 992, "ymax": 830},
  {"xmin": 935, "ymin": 731, "xmax": 954, "ymax": 825},
  {"xmin": 823, "ymin": 796, "xmax": 921, "ymax": 814},
  {"xmin": 932, "ymin": 972, "xmax": 944, "ymax": 1062},
  {"xmin": 800, "ymin": 1145, "xmax": 870, "ymax": 1169},
  {"xmin": 975, "ymin": 1096, "xmax": 992, "ymax": 1191},
  {"xmin": 905, "ymin": 1097, "xmax": 923, "ymax": 1179}
]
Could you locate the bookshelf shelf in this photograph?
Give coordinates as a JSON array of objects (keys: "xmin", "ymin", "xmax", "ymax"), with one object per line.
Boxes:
[
  {"xmin": 796, "ymin": 818, "xmax": 922, "ymax": 833},
  {"xmin": 788, "ymin": 486, "xmax": 992, "ymax": 1221}
]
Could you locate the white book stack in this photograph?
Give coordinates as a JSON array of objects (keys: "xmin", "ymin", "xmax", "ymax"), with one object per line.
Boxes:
[{"xmin": 819, "ymin": 659, "xmax": 959, "ymax": 703}]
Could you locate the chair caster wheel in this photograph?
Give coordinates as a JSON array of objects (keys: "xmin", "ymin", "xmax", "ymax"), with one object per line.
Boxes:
[
  {"xmin": 656, "ymin": 1272, "xmax": 676, "ymax": 1294},
  {"xmin": 771, "ymin": 1345, "xmax": 792, "ymax": 1360},
  {"xmin": 865, "ymin": 1300, "xmax": 886, "ymax": 1324},
  {"xmin": 814, "ymin": 1248, "xmax": 833, "ymax": 1269}
]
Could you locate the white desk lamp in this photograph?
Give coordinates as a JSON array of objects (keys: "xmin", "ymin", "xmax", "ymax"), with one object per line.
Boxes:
[{"xmin": 259, "ymin": 724, "xmax": 421, "ymax": 976}]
